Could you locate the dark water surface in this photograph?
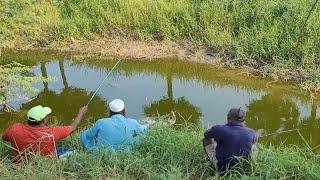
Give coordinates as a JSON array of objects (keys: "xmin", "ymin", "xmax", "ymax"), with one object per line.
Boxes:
[{"xmin": 1, "ymin": 51, "xmax": 320, "ymax": 150}]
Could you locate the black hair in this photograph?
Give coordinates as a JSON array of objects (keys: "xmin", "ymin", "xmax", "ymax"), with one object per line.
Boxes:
[
  {"xmin": 28, "ymin": 120, "xmax": 43, "ymax": 126},
  {"xmin": 27, "ymin": 117, "xmax": 44, "ymax": 126},
  {"xmin": 109, "ymin": 109, "xmax": 125, "ymax": 117}
]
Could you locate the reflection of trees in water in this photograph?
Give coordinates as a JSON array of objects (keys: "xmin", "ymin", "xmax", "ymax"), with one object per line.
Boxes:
[
  {"xmin": 40, "ymin": 62, "xmax": 49, "ymax": 92},
  {"xmin": 22, "ymin": 60, "xmax": 107, "ymax": 125},
  {"xmin": 246, "ymin": 93, "xmax": 300, "ymax": 145},
  {"xmin": 144, "ymin": 74, "xmax": 202, "ymax": 124},
  {"xmin": 247, "ymin": 92, "xmax": 320, "ymax": 147},
  {"xmin": 297, "ymin": 97, "xmax": 320, "ymax": 149}
]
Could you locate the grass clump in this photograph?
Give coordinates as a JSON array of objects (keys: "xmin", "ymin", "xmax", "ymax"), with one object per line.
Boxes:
[{"xmin": 1, "ymin": 125, "xmax": 320, "ymax": 179}]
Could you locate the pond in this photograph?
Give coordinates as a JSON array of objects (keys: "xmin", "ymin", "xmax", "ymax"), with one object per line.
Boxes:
[{"xmin": 1, "ymin": 50, "xmax": 320, "ymax": 151}]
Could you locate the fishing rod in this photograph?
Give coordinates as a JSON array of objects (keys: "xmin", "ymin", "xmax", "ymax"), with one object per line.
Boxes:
[
  {"xmin": 259, "ymin": 128, "xmax": 304, "ymax": 138},
  {"xmin": 294, "ymin": 0, "xmax": 319, "ymax": 58},
  {"xmin": 86, "ymin": 59, "xmax": 122, "ymax": 106}
]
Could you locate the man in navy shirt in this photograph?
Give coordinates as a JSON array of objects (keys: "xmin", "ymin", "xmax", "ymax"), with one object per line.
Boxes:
[{"xmin": 203, "ymin": 107, "xmax": 257, "ymax": 172}]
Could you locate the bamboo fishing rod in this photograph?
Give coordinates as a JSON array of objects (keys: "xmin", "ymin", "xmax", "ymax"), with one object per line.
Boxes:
[
  {"xmin": 86, "ymin": 59, "xmax": 122, "ymax": 106},
  {"xmin": 259, "ymin": 128, "xmax": 304, "ymax": 138}
]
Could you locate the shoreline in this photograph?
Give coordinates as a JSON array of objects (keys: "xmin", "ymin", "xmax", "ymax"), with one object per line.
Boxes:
[
  {"xmin": 41, "ymin": 35, "xmax": 222, "ymax": 64},
  {"xmin": 1, "ymin": 35, "xmax": 318, "ymax": 93}
]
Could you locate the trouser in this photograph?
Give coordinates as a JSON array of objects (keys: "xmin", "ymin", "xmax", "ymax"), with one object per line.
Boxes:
[
  {"xmin": 56, "ymin": 146, "xmax": 74, "ymax": 159},
  {"xmin": 203, "ymin": 138, "xmax": 218, "ymax": 170}
]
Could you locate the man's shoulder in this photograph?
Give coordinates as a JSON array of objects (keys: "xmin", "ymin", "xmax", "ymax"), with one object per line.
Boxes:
[
  {"xmin": 6, "ymin": 123, "xmax": 25, "ymax": 131},
  {"xmin": 11, "ymin": 123, "xmax": 25, "ymax": 127},
  {"xmin": 93, "ymin": 118, "xmax": 116, "ymax": 128},
  {"xmin": 246, "ymin": 127, "xmax": 256, "ymax": 135},
  {"xmin": 206, "ymin": 124, "xmax": 225, "ymax": 134},
  {"xmin": 96, "ymin": 118, "xmax": 112, "ymax": 123},
  {"xmin": 49, "ymin": 125, "xmax": 72, "ymax": 131},
  {"xmin": 211, "ymin": 124, "xmax": 225, "ymax": 131},
  {"xmin": 240, "ymin": 126, "xmax": 256, "ymax": 137},
  {"xmin": 126, "ymin": 118, "xmax": 138, "ymax": 123},
  {"xmin": 241, "ymin": 125, "xmax": 254, "ymax": 132}
]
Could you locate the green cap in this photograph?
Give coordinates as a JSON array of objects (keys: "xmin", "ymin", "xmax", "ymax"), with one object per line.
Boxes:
[{"xmin": 27, "ymin": 105, "xmax": 52, "ymax": 122}]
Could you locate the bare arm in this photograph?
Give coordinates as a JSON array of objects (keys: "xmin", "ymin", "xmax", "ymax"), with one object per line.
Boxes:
[
  {"xmin": 71, "ymin": 106, "xmax": 88, "ymax": 131},
  {"xmin": 251, "ymin": 135, "xmax": 258, "ymax": 152}
]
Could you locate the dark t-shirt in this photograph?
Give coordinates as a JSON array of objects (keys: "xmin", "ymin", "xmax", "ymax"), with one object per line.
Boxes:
[{"xmin": 204, "ymin": 122, "xmax": 256, "ymax": 172}]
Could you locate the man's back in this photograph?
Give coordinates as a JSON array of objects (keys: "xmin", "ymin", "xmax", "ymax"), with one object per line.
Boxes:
[
  {"xmin": 204, "ymin": 122, "xmax": 256, "ymax": 171},
  {"xmin": 81, "ymin": 114, "xmax": 148, "ymax": 150},
  {"xmin": 2, "ymin": 123, "xmax": 72, "ymax": 160}
]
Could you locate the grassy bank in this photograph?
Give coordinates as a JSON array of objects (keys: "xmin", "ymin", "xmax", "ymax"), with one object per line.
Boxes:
[
  {"xmin": 1, "ymin": 0, "xmax": 320, "ymax": 90},
  {"xmin": 1, "ymin": 125, "xmax": 320, "ymax": 179}
]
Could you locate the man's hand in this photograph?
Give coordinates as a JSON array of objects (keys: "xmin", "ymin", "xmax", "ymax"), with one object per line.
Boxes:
[
  {"xmin": 71, "ymin": 106, "xmax": 88, "ymax": 131},
  {"xmin": 78, "ymin": 106, "xmax": 88, "ymax": 116}
]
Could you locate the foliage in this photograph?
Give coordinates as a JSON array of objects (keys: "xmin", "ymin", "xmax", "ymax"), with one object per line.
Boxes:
[
  {"xmin": 0, "ymin": 62, "xmax": 50, "ymax": 110},
  {"xmin": 0, "ymin": 0, "xmax": 60, "ymax": 47},
  {"xmin": 1, "ymin": 125, "xmax": 320, "ymax": 179}
]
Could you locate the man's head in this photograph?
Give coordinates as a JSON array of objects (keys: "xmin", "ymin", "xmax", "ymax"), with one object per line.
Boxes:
[
  {"xmin": 227, "ymin": 107, "xmax": 245, "ymax": 123},
  {"xmin": 109, "ymin": 99, "xmax": 125, "ymax": 117},
  {"xmin": 27, "ymin": 105, "xmax": 52, "ymax": 126}
]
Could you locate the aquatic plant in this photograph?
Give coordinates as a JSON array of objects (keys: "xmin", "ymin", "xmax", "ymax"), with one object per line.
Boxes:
[{"xmin": 1, "ymin": 125, "xmax": 319, "ymax": 179}]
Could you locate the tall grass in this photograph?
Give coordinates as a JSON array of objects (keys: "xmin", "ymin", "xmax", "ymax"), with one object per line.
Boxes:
[
  {"xmin": 1, "ymin": 125, "xmax": 320, "ymax": 179},
  {"xmin": 1, "ymin": 0, "xmax": 320, "ymax": 89}
]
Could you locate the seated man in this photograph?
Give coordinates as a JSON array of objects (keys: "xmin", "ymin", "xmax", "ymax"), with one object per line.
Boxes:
[
  {"xmin": 203, "ymin": 107, "xmax": 257, "ymax": 172},
  {"xmin": 2, "ymin": 105, "xmax": 87, "ymax": 162},
  {"xmin": 80, "ymin": 99, "xmax": 149, "ymax": 151}
]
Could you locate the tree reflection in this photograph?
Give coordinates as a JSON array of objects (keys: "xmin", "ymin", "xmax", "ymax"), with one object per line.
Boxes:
[
  {"xmin": 144, "ymin": 74, "xmax": 202, "ymax": 124},
  {"xmin": 246, "ymin": 92, "xmax": 320, "ymax": 147},
  {"xmin": 297, "ymin": 97, "xmax": 320, "ymax": 149},
  {"xmin": 22, "ymin": 61, "xmax": 107, "ymax": 125},
  {"xmin": 246, "ymin": 93, "xmax": 300, "ymax": 137},
  {"xmin": 40, "ymin": 62, "xmax": 49, "ymax": 92}
]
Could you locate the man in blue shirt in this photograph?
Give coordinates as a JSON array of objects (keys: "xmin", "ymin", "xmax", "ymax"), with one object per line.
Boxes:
[
  {"xmin": 80, "ymin": 99, "xmax": 149, "ymax": 151},
  {"xmin": 203, "ymin": 107, "xmax": 257, "ymax": 172}
]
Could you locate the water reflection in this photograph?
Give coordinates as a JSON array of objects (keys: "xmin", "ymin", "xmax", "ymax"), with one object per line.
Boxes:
[
  {"xmin": 1, "ymin": 51, "xmax": 320, "ymax": 148},
  {"xmin": 246, "ymin": 92, "xmax": 300, "ymax": 135},
  {"xmin": 144, "ymin": 74, "xmax": 202, "ymax": 123},
  {"xmin": 21, "ymin": 61, "xmax": 107, "ymax": 126}
]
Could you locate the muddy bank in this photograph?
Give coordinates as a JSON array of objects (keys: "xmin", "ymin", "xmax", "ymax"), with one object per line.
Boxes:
[
  {"xmin": 2, "ymin": 35, "xmax": 318, "ymax": 92},
  {"xmin": 43, "ymin": 35, "xmax": 221, "ymax": 64}
]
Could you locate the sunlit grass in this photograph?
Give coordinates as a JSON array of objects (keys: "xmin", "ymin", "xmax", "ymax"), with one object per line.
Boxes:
[{"xmin": 1, "ymin": 124, "xmax": 320, "ymax": 179}]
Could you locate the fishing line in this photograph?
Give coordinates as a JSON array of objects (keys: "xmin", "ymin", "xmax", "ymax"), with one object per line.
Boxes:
[
  {"xmin": 86, "ymin": 59, "xmax": 122, "ymax": 106},
  {"xmin": 259, "ymin": 128, "xmax": 304, "ymax": 138}
]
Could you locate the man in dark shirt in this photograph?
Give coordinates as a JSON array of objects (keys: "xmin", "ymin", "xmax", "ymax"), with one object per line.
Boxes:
[{"xmin": 203, "ymin": 107, "xmax": 257, "ymax": 172}]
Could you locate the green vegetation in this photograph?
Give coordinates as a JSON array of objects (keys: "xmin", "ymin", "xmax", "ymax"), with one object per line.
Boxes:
[
  {"xmin": 1, "ymin": 125, "xmax": 320, "ymax": 179},
  {"xmin": 0, "ymin": 62, "xmax": 51, "ymax": 111},
  {"xmin": 1, "ymin": 0, "xmax": 320, "ymax": 89}
]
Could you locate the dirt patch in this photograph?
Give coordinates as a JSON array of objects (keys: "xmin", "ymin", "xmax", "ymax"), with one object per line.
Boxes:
[{"xmin": 47, "ymin": 35, "xmax": 221, "ymax": 64}]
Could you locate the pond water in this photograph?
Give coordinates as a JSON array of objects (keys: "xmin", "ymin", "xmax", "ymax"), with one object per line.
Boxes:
[{"xmin": 1, "ymin": 51, "xmax": 320, "ymax": 151}]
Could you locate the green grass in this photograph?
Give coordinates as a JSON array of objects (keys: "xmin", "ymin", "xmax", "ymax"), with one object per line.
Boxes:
[
  {"xmin": 1, "ymin": 125, "xmax": 320, "ymax": 179},
  {"xmin": 1, "ymin": 0, "xmax": 320, "ymax": 89}
]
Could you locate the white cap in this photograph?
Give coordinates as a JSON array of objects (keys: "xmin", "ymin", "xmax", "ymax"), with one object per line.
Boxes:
[{"xmin": 109, "ymin": 99, "xmax": 125, "ymax": 112}]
